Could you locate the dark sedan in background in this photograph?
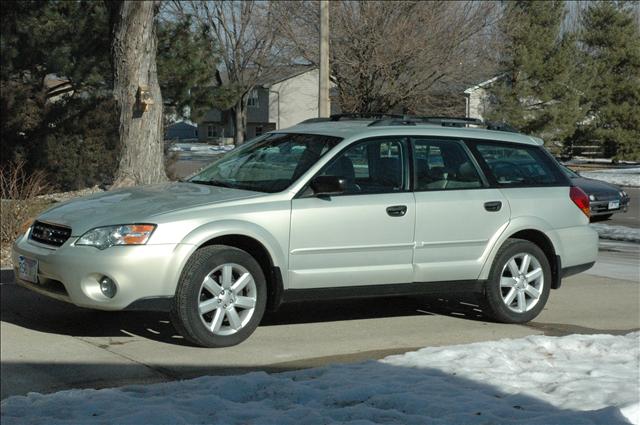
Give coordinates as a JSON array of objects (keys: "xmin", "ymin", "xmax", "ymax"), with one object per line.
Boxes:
[{"xmin": 562, "ymin": 166, "xmax": 630, "ymax": 221}]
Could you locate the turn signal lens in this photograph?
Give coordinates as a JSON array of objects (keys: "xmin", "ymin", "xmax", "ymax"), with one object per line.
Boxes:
[
  {"xmin": 121, "ymin": 224, "xmax": 156, "ymax": 244},
  {"xmin": 570, "ymin": 186, "xmax": 590, "ymax": 217}
]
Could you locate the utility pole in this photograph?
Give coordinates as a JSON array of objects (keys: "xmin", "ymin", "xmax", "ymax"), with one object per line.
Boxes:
[{"xmin": 318, "ymin": 0, "xmax": 330, "ymax": 117}]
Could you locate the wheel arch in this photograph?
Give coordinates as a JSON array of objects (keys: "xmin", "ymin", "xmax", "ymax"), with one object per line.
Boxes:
[
  {"xmin": 198, "ymin": 234, "xmax": 284, "ymax": 311},
  {"xmin": 508, "ymin": 229, "xmax": 561, "ymax": 289},
  {"xmin": 177, "ymin": 221, "xmax": 287, "ymax": 311},
  {"xmin": 480, "ymin": 218, "xmax": 563, "ymax": 290}
]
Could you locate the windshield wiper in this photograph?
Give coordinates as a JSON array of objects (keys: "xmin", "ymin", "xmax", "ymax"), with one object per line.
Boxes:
[{"xmin": 189, "ymin": 179, "xmax": 236, "ymax": 188}]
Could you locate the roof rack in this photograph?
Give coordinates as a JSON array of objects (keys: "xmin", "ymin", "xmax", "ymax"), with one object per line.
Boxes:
[
  {"xmin": 369, "ymin": 116, "xmax": 518, "ymax": 133},
  {"xmin": 298, "ymin": 113, "xmax": 403, "ymax": 125},
  {"xmin": 368, "ymin": 116, "xmax": 483, "ymax": 127},
  {"xmin": 297, "ymin": 114, "xmax": 519, "ymax": 133}
]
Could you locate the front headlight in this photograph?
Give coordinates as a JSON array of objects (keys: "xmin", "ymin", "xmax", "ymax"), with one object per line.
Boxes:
[{"xmin": 76, "ymin": 224, "xmax": 156, "ymax": 250}]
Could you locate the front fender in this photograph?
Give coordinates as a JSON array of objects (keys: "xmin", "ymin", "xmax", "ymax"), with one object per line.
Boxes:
[{"xmin": 176, "ymin": 219, "xmax": 287, "ymax": 283}]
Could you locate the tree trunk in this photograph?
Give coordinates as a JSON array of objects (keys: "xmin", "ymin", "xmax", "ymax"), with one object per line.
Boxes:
[
  {"xmin": 108, "ymin": 1, "xmax": 166, "ymax": 188},
  {"xmin": 233, "ymin": 101, "xmax": 247, "ymax": 146}
]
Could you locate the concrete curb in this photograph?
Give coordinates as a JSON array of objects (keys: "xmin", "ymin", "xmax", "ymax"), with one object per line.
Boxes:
[{"xmin": 1, "ymin": 268, "xmax": 15, "ymax": 284}]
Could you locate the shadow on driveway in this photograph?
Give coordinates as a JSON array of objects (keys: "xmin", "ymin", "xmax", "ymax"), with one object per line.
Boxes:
[{"xmin": 1, "ymin": 279, "xmax": 488, "ymax": 346}]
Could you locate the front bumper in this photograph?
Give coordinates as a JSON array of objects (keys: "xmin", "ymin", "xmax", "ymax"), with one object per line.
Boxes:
[
  {"xmin": 11, "ymin": 233, "xmax": 193, "ymax": 310},
  {"xmin": 590, "ymin": 197, "xmax": 629, "ymax": 216}
]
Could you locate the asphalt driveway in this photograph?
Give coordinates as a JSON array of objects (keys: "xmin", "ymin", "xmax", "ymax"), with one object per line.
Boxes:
[{"xmin": 1, "ymin": 243, "xmax": 638, "ymax": 399}]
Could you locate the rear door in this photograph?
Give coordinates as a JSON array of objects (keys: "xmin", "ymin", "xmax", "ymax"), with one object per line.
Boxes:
[{"xmin": 412, "ymin": 137, "xmax": 511, "ymax": 282}]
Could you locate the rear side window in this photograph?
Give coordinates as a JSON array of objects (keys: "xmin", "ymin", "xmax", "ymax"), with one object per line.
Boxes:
[
  {"xmin": 412, "ymin": 139, "xmax": 483, "ymax": 190},
  {"xmin": 473, "ymin": 143, "xmax": 564, "ymax": 186}
]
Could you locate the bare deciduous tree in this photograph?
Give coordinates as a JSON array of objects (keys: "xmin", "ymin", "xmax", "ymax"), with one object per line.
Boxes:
[
  {"xmin": 170, "ymin": 1, "xmax": 286, "ymax": 145},
  {"xmin": 278, "ymin": 0, "xmax": 500, "ymax": 115},
  {"xmin": 107, "ymin": 0, "xmax": 167, "ymax": 188}
]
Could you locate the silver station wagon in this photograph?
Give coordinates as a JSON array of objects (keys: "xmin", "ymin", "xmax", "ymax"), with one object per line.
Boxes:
[{"xmin": 13, "ymin": 115, "xmax": 598, "ymax": 347}]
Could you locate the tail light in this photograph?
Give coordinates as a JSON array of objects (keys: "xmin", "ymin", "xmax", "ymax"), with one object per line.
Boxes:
[{"xmin": 570, "ymin": 186, "xmax": 590, "ymax": 217}]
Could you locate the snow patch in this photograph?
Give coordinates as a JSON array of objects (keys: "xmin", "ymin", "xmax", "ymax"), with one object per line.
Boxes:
[
  {"xmin": 1, "ymin": 333, "xmax": 638, "ymax": 425},
  {"xmin": 580, "ymin": 167, "xmax": 640, "ymax": 187},
  {"xmin": 592, "ymin": 223, "xmax": 640, "ymax": 243}
]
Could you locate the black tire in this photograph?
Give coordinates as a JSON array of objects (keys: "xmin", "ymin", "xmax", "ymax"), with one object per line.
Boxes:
[
  {"xmin": 171, "ymin": 245, "xmax": 267, "ymax": 347},
  {"xmin": 483, "ymin": 238, "xmax": 551, "ymax": 323}
]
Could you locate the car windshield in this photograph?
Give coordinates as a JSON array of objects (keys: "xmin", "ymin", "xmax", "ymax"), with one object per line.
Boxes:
[{"xmin": 189, "ymin": 133, "xmax": 342, "ymax": 193}]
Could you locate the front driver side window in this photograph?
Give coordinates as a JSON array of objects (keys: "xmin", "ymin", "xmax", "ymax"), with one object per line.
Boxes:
[{"xmin": 319, "ymin": 138, "xmax": 407, "ymax": 195}]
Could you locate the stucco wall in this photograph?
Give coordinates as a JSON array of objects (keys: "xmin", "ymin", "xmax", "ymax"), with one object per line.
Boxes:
[
  {"xmin": 466, "ymin": 87, "xmax": 488, "ymax": 121},
  {"xmin": 269, "ymin": 69, "xmax": 320, "ymax": 130}
]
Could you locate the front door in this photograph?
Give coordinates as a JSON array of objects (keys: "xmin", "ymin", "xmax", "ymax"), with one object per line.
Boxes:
[{"xmin": 289, "ymin": 137, "xmax": 415, "ymax": 289}]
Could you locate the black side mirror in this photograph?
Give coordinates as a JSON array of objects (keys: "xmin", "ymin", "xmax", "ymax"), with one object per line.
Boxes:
[{"xmin": 310, "ymin": 175, "xmax": 346, "ymax": 196}]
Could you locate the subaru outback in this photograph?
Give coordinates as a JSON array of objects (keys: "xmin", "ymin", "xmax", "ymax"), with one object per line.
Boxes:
[{"xmin": 12, "ymin": 115, "xmax": 598, "ymax": 347}]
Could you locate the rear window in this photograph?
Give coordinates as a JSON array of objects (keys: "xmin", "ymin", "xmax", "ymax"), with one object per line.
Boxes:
[{"xmin": 473, "ymin": 143, "xmax": 565, "ymax": 187}]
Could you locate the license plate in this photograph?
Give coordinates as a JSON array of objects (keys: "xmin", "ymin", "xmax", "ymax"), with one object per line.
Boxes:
[
  {"xmin": 17, "ymin": 255, "xmax": 38, "ymax": 283},
  {"xmin": 608, "ymin": 200, "xmax": 620, "ymax": 210}
]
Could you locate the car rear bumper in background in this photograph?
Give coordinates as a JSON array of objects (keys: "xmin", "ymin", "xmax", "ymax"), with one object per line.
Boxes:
[
  {"xmin": 590, "ymin": 198, "xmax": 629, "ymax": 216},
  {"xmin": 11, "ymin": 233, "xmax": 192, "ymax": 310}
]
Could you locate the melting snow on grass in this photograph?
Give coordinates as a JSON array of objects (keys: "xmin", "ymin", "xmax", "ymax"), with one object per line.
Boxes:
[
  {"xmin": 592, "ymin": 223, "xmax": 640, "ymax": 243},
  {"xmin": 2, "ymin": 333, "xmax": 638, "ymax": 425},
  {"xmin": 580, "ymin": 167, "xmax": 640, "ymax": 187}
]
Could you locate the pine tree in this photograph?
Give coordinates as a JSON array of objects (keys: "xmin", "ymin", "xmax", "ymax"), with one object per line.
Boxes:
[
  {"xmin": 578, "ymin": 1, "xmax": 640, "ymax": 160},
  {"xmin": 156, "ymin": 16, "xmax": 219, "ymax": 124},
  {"xmin": 486, "ymin": 1, "xmax": 583, "ymax": 145}
]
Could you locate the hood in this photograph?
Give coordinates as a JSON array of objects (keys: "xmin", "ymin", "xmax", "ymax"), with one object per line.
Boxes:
[
  {"xmin": 570, "ymin": 176, "xmax": 622, "ymax": 197},
  {"xmin": 37, "ymin": 182, "xmax": 263, "ymax": 235}
]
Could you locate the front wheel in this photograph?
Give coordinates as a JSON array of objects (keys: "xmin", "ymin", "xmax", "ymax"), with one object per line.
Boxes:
[
  {"xmin": 171, "ymin": 245, "xmax": 267, "ymax": 347},
  {"xmin": 483, "ymin": 239, "xmax": 551, "ymax": 323}
]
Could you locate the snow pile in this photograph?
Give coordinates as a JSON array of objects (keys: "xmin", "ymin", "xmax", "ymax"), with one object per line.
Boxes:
[
  {"xmin": 2, "ymin": 333, "xmax": 638, "ymax": 425},
  {"xmin": 592, "ymin": 223, "xmax": 640, "ymax": 243},
  {"xmin": 168, "ymin": 143, "xmax": 235, "ymax": 156},
  {"xmin": 580, "ymin": 167, "xmax": 640, "ymax": 187}
]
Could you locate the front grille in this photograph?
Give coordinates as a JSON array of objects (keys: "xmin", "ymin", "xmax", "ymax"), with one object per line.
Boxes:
[{"xmin": 29, "ymin": 221, "xmax": 72, "ymax": 247}]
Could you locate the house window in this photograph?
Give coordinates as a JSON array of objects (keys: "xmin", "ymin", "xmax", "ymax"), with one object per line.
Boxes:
[
  {"xmin": 247, "ymin": 89, "xmax": 259, "ymax": 108},
  {"xmin": 207, "ymin": 124, "xmax": 216, "ymax": 138},
  {"xmin": 255, "ymin": 126, "xmax": 263, "ymax": 136}
]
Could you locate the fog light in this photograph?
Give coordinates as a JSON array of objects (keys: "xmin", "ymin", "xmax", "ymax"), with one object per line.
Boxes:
[{"xmin": 99, "ymin": 276, "xmax": 117, "ymax": 298}]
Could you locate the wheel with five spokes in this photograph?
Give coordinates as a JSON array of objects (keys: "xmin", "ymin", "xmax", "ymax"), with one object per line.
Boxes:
[
  {"xmin": 171, "ymin": 245, "xmax": 266, "ymax": 347},
  {"xmin": 483, "ymin": 238, "xmax": 551, "ymax": 323}
]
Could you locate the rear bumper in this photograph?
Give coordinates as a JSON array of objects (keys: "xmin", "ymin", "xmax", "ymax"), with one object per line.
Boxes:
[{"xmin": 555, "ymin": 225, "xmax": 599, "ymax": 269}]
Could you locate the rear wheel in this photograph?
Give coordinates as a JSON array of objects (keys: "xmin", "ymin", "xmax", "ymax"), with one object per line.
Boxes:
[
  {"xmin": 483, "ymin": 239, "xmax": 551, "ymax": 323},
  {"xmin": 171, "ymin": 245, "xmax": 267, "ymax": 347}
]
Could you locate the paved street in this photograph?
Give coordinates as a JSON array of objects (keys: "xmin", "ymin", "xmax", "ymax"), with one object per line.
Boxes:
[{"xmin": 1, "ymin": 241, "xmax": 638, "ymax": 400}]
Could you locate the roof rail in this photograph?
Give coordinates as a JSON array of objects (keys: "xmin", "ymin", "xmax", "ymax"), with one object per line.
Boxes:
[
  {"xmin": 298, "ymin": 117, "xmax": 331, "ymax": 124},
  {"xmin": 369, "ymin": 116, "xmax": 483, "ymax": 127},
  {"xmin": 369, "ymin": 116, "xmax": 518, "ymax": 133},
  {"xmin": 329, "ymin": 113, "xmax": 404, "ymax": 121},
  {"xmin": 298, "ymin": 113, "xmax": 519, "ymax": 133},
  {"xmin": 297, "ymin": 113, "xmax": 401, "ymax": 125}
]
